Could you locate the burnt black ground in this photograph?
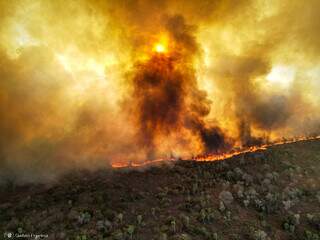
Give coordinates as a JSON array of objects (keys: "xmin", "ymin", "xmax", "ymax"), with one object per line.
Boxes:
[{"xmin": 0, "ymin": 139, "xmax": 320, "ymax": 240}]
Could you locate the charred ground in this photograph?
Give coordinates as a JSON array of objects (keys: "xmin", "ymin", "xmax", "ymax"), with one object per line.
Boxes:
[{"xmin": 0, "ymin": 139, "xmax": 320, "ymax": 240}]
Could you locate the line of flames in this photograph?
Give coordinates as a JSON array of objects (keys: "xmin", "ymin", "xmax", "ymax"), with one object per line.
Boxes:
[{"xmin": 111, "ymin": 135, "xmax": 320, "ymax": 169}]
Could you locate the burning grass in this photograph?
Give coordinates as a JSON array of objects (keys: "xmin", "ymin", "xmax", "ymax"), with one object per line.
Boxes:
[{"xmin": 111, "ymin": 135, "xmax": 320, "ymax": 168}]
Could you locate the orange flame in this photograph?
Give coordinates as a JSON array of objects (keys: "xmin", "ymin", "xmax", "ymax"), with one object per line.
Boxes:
[{"xmin": 111, "ymin": 135, "xmax": 320, "ymax": 168}]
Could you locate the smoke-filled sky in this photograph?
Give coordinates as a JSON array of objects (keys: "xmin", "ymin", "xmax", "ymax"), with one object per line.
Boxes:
[{"xmin": 0, "ymin": 0, "xmax": 319, "ymax": 183}]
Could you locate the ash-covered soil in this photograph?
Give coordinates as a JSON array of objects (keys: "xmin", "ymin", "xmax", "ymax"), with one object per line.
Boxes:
[{"xmin": 1, "ymin": 140, "xmax": 320, "ymax": 240}]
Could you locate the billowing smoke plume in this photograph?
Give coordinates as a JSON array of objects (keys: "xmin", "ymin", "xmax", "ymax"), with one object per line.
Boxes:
[
  {"xmin": 126, "ymin": 15, "xmax": 230, "ymax": 159},
  {"xmin": 0, "ymin": 0, "xmax": 319, "ymax": 183}
]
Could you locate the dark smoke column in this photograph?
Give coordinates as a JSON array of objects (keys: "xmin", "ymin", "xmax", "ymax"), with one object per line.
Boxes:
[
  {"xmin": 127, "ymin": 15, "xmax": 231, "ymax": 159},
  {"xmin": 131, "ymin": 53, "xmax": 186, "ymax": 158}
]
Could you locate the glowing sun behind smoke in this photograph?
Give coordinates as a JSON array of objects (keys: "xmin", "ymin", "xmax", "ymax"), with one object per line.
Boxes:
[
  {"xmin": 154, "ymin": 43, "xmax": 166, "ymax": 53},
  {"xmin": 152, "ymin": 35, "xmax": 169, "ymax": 54}
]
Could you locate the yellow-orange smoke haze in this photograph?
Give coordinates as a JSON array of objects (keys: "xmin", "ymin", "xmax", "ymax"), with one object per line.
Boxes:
[{"xmin": 0, "ymin": 0, "xmax": 319, "ymax": 183}]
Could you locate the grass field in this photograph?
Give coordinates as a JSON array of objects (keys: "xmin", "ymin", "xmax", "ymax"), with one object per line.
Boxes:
[{"xmin": 1, "ymin": 139, "xmax": 320, "ymax": 240}]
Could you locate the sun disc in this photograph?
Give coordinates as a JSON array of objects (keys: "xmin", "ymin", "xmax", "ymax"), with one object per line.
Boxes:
[{"xmin": 153, "ymin": 42, "xmax": 167, "ymax": 54}]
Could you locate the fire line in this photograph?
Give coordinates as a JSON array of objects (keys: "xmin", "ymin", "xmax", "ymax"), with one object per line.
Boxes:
[{"xmin": 111, "ymin": 135, "xmax": 320, "ymax": 168}]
